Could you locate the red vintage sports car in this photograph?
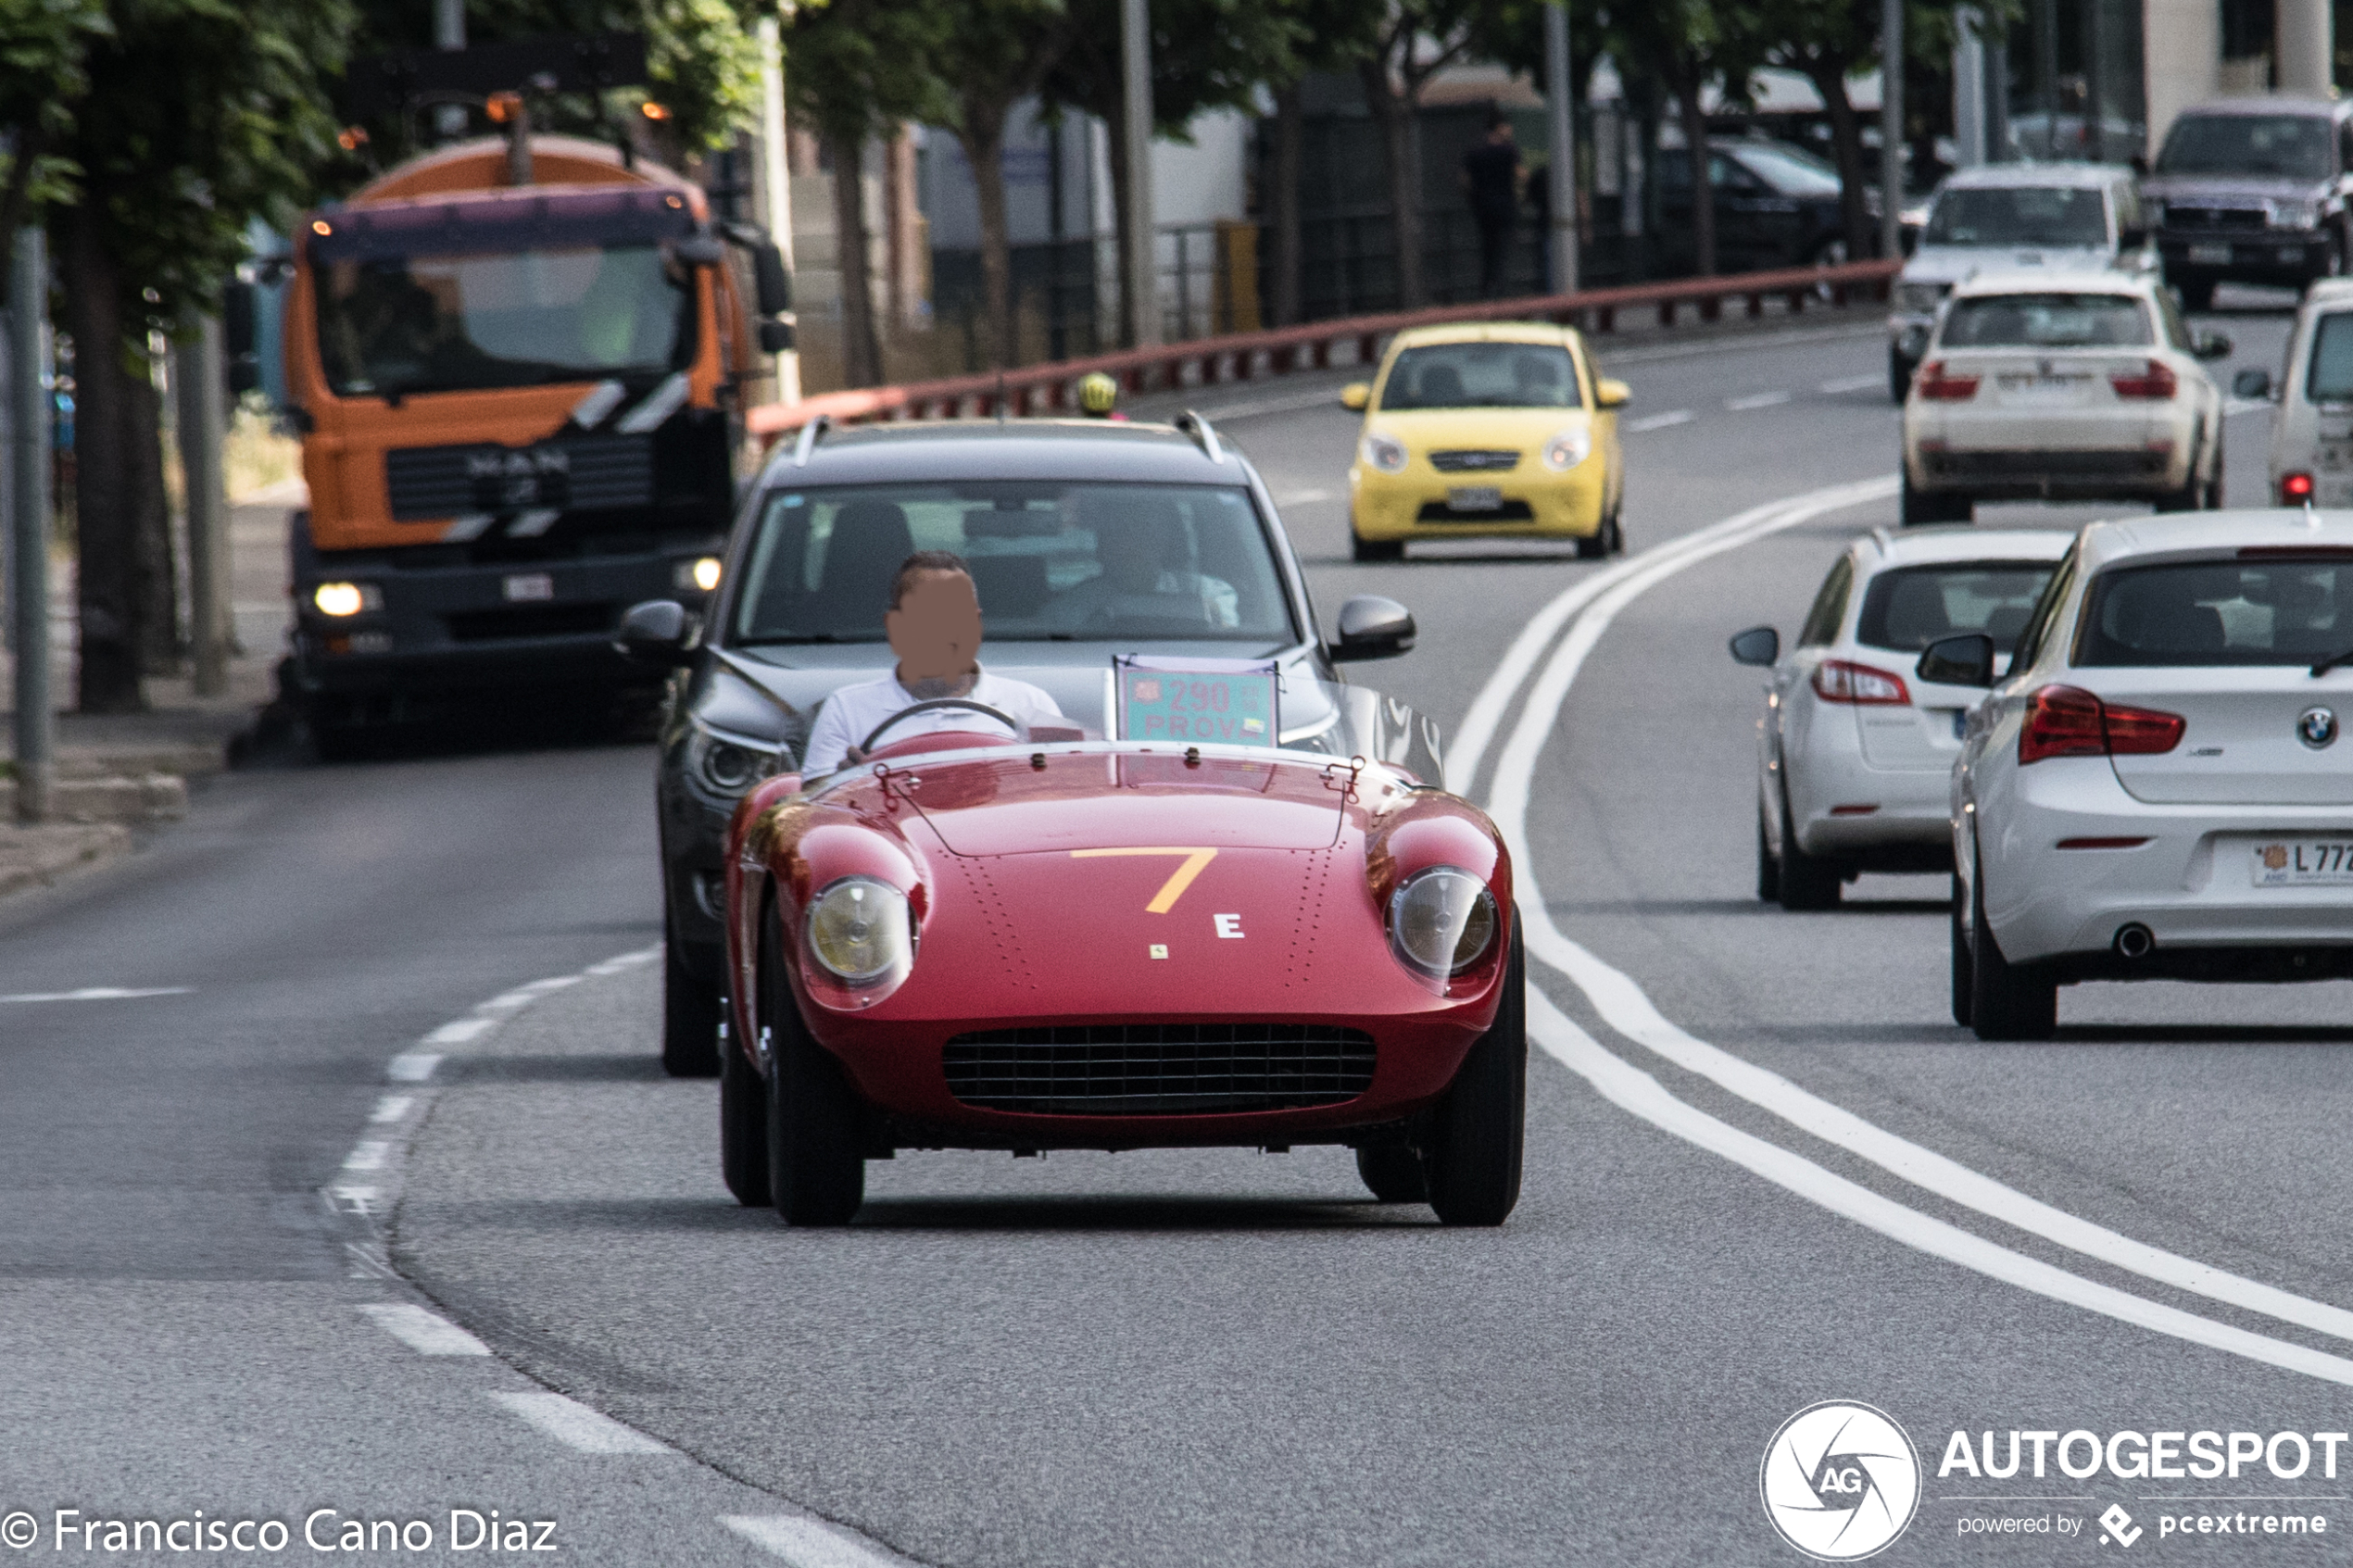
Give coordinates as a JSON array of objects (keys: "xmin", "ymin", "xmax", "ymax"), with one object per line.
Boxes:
[{"xmin": 716, "ymin": 711, "xmax": 1524, "ymax": 1227}]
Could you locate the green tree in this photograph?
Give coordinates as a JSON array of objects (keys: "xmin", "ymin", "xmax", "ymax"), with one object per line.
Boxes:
[
  {"xmin": 1605, "ymin": 0, "xmax": 1765, "ymax": 277},
  {"xmin": 1349, "ymin": 0, "xmax": 1490, "ymax": 309},
  {"xmin": 0, "ymin": 0, "xmax": 111, "ymax": 273}
]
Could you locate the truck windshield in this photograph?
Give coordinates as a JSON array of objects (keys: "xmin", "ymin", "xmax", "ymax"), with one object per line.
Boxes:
[
  {"xmin": 316, "ymin": 245, "xmax": 694, "ymax": 398},
  {"xmin": 1925, "ymin": 187, "xmax": 2108, "ymax": 248},
  {"xmin": 2156, "ymin": 114, "xmax": 2334, "ymax": 181},
  {"xmin": 730, "ymin": 482, "xmax": 1298, "ymax": 645}
]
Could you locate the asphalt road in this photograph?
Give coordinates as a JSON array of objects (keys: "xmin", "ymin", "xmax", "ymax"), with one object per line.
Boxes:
[{"xmin": 10, "ymin": 299, "xmax": 2353, "ymax": 1566}]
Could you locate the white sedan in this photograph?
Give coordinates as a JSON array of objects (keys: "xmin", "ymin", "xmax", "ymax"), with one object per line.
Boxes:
[
  {"xmin": 1900, "ymin": 271, "xmax": 2232, "ymax": 525},
  {"xmin": 1731, "ymin": 526, "xmax": 2069, "ymax": 909},
  {"xmin": 1944, "ymin": 510, "xmax": 2353, "ymax": 1039}
]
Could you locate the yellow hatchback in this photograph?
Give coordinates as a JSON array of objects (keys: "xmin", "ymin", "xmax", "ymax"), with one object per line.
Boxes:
[{"xmin": 1342, "ymin": 322, "xmax": 1629, "ymax": 561}]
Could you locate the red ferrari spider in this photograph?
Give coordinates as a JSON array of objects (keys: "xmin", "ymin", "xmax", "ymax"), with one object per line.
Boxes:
[{"xmin": 716, "ymin": 709, "xmax": 1524, "ymax": 1227}]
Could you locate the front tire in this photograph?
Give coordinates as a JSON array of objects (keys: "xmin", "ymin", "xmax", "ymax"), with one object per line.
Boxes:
[
  {"xmin": 1423, "ymin": 931, "xmax": 1526, "ymax": 1226},
  {"xmin": 1756, "ymin": 807, "xmax": 1781, "ymax": 902},
  {"xmin": 761, "ymin": 906, "xmax": 866, "ymax": 1224},
  {"xmin": 1968, "ymin": 854, "xmax": 2057, "ymax": 1041},
  {"xmin": 1355, "ymin": 1147, "xmax": 1428, "ymax": 1202},
  {"xmin": 720, "ymin": 1019, "xmax": 771, "ymax": 1207},
  {"xmin": 1575, "ymin": 527, "xmax": 1608, "ymax": 560},
  {"xmin": 1888, "ymin": 345, "xmax": 1913, "ymax": 404},
  {"xmin": 1948, "ymin": 872, "xmax": 1974, "ymax": 1027},
  {"xmin": 1352, "ymin": 532, "xmax": 1404, "ymax": 562},
  {"xmin": 661, "ymin": 926, "xmax": 723, "ymax": 1078}
]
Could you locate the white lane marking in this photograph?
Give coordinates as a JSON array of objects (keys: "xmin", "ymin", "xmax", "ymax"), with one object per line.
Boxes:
[
  {"xmin": 330, "ymin": 1184, "xmax": 378, "ymax": 1211},
  {"xmin": 368, "ymin": 1094, "xmax": 414, "ymax": 1124},
  {"xmin": 1526, "ymin": 989, "xmax": 2353, "ymax": 1388},
  {"xmin": 342, "ymin": 1140, "xmax": 389, "ymax": 1173},
  {"xmin": 359, "ymin": 1302, "xmax": 491, "ymax": 1357},
  {"xmin": 1726, "ymin": 390, "xmax": 1793, "ymax": 411},
  {"xmin": 1625, "ymin": 409, "xmax": 1695, "ymax": 433},
  {"xmin": 481, "ymin": 976, "xmax": 581, "ymax": 1013},
  {"xmin": 1818, "ymin": 372, "xmax": 1884, "ymax": 394},
  {"xmin": 1485, "ymin": 472, "xmax": 2353, "ymax": 1349},
  {"xmin": 0, "ymin": 986, "xmax": 192, "ymax": 1004},
  {"xmin": 427, "ymin": 1017, "xmax": 494, "ymax": 1046},
  {"xmin": 722, "ymin": 1515, "xmax": 912, "ymax": 1568},
  {"xmin": 2226, "ymin": 396, "xmax": 2273, "ymax": 418},
  {"xmin": 386, "ymin": 1052, "xmax": 443, "ymax": 1083},
  {"xmin": 491, "ymin": 1391, "xmax": 673, "ymax": 1454},
  {"xmin": 585, "ymin": 946, "xmax": 661, "ymax": 977},
  {"xmin": 1277, "ymin": 487, "xmax": 1334, "ymax": 505}
]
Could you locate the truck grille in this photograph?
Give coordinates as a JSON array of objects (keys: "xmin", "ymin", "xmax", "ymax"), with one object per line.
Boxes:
[
  {"xmin": 385, "ymin": 433, "xmax": 656, "ymax": 521},
  {"xmin": 943, "ymin": 1023, "xmax": 1376, "ymax": 1115},
  {"xmin": 443, "ymin": 602, "xmax": 618, "ymax": 643},
  {"xmin": 2165, "ymin": 206, "xmax": 2267, "ymax": 232},
  {"xmin": 1429, "ymin": 449, "xmax": 1521, "ymax": 472}
]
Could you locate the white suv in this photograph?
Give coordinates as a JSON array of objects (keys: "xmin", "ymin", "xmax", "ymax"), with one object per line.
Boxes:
[
  {"xmin": 1731, "ymin": 527, "xmax": 2070, "ymax": 909},
  {"xmin": 2237, "ymin": 277, "xmax": 2353, "ymax": 506},
  {"xmin": 1942, "ymin": 510, "xmax": 2353, "ymax": 1038}
]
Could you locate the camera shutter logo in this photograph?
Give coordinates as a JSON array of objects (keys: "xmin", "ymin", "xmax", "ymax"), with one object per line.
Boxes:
[{"xmin": 1760, "ymin": 1400, "xmax": 1921, "ymax": 1561}]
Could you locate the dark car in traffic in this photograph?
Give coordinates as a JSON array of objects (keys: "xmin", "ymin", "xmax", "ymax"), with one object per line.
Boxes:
[
  {"xmin": 619, "ymin": 415, "xmax": 1441, "ymax": 1077},
  {"xmin": 2143, "ymin": 96, "xmax": 2353, "ymax": 308},
  {"xmin": 1655, "ymin": 138, "xmax": 1876, "ymax": 272}
]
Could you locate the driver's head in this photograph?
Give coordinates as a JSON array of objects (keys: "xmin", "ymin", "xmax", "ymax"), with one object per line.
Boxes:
[{"xmin": 885, "ymin": 550, "xmax": 983, "ymax": 684}]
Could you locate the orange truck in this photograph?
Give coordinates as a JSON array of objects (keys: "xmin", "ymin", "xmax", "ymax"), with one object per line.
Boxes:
[{"xmin": 279, "ymin": 132, "xmax": 790, "ymax": 747}]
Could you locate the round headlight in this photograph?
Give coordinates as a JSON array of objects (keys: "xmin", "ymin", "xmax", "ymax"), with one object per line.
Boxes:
[
  {"xmin": 806, "ymin": 876, "xmax": 913, "ymax": 985},
  {"xmin": 1387, "ymin": 865, "xmax": 1498, "ymax": 978},
  {"xmin": 702, "ymin": 742, "xmax": 761, "ymax": 790},
  {"xmin": 688, "ymin": 723, "xmax": 787, "ymax": 797},
  {"xmin": 1541, "ymin": 426, "xmax": 1592, "ymax": 472},
  {"xmin": 1361, "ymin": 432, "xmax": 1408, "ymax": 474}
]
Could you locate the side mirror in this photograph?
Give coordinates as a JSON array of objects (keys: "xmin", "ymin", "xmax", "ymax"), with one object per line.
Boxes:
[
  {"xmin": 1329, "ymin": 594, "xmax": 1416, "ymax": 661},
  {"xmin": 1340, "ymin": 383, "xmax": 1371, "ymax": 412},
  {"xmin": 1917, "ymin": 632, "xmax": 1995, "ymax": 688},
  {"xmin": 2233, "ymin": 366, "xmax": 2274, "ymax": 400},
  {"xmin": 1728, "ymin": 625, "xmax": 1780, "ymax": 666},
  {"xmin": 2194, "ymin": 330, "xmax": 2233, "ymax": 361},
  {"xmin": 749, "ymin": 242, "xmax": 792, "ymax": 316},
  {"xmin": 758, "ymin": 319, "xmax": 796, "ymax": 354},
  {"xmin": 614, "ymin": 598, "xmax": 697, "ymax": 668},
  {"xmin": 1596, "ymin": 377, "xmax": 1631, "ymax": 408},
  {"xmin": 671, "ymin": 233, "xmax": 724, "ymax": 268}
]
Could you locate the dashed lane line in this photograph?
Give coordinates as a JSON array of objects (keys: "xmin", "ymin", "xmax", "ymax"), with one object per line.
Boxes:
[
  {"xmin": 358, "ymin": 1303, "xmax": 490, "ymax": 1357},
  {"xmin": 0, "ymin": 986, "xmax": 192, "ymax": 1004},
  {"xmin": 1725, "ymin": 390, "xmax": 1793, "ymax": 410},
  {"xmin": 368, "ymin": 1094, "xmax": 413, "ymax": 1124},
  {"xmin": 1818, "ymin": 372, "xmax": 1885, "ymax": 394},
  {"xmin": 384, "ymin": 1051, "xmax": 442, "ymax": 1084},
  {"xmin": 490, "ymin": 1392, "xmax": 675, "ymax": 1455},
  {"xmin": 722, "ymin": 1515, "xmax": 916, "ymax": 1568},
  {"xmin": 1623, "ymin": 409, "xmax": 1695, "ymax": 433}
]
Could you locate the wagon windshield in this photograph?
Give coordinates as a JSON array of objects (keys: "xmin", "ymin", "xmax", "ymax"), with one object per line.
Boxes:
[{"xmin": 729, "ymin": 481, "xmax": 1299, "ymax": 645}]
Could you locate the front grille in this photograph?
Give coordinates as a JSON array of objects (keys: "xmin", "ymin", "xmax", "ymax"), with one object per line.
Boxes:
[
  {"xmin": 386, "ymin": 433, "xmax": 656, "ymax": 521},
  {"xmin": 443, "ymin": 602, "xmax": 617, "ymax": 643},
  {"xmin": 1429, "ymin": 448, "xmax": 1521, "ymax": 472},
  {"xmin": 943, "ymin": 1023, "xmax": 1376, "ymax": 1115},
  {"xmin": 1416, "ymin": 499, "xmax": 1537, "ymax": 522},
  {"xmin": 1929, "ymin": 449, "xmax": 2167, "ymax": 478},
  {"xmin": 2165, "ymin": 206, "xmax": 2267, "ymax": 232}
]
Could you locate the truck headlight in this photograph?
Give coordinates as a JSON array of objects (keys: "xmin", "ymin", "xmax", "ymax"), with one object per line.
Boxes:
[
  {"xmin": 312, "ymin": 582, "xmax": 382, "ymax": 617},
  {"xmin": 686, "ymin": 720, "xmax": 789, "ymax": 796},
  {"xmin": 674, "ymin": 556, "xmax": 723, "ymax": 593},
  {"xmin": 2270, "ymin": 198, "xmax": 2320, "ymax": 230},
  {"xmin": 1541, "ymin": 426, "xmax": 1592, "ymax": 471},
  {"xmin": 1361, "ymin": 432, "xmax": 1408, "ymax": 474},
  {"xmin": 1387, "ymin": 865, "xmax": 1498, "ymax": 978},
  {"xmin": 805, "ymin": 876, "xmax": 914, "ymax": 985}
]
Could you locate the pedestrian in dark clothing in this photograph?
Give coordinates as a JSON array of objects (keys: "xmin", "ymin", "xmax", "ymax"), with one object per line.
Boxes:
[{"xmin": 1461, "ymin": 112, "xmax": 1523, "ymax": 299}]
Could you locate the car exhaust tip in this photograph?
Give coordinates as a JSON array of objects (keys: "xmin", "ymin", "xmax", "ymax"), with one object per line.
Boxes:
[{"xmin": 2114, "ymin": 922, "xmax": 2155, "ymax": 960}]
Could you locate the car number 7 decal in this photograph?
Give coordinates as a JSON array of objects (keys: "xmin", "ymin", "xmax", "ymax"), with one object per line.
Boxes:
[{"xmin": 1069, "ymin": 847, "xmax": 1217, "ymax": 913}]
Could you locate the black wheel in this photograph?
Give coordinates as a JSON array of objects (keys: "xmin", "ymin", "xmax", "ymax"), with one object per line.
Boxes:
[
  {"xmin": 1352, "ymin": 532, "xmax": 1403, "ymax": 562},
  {"xmin": 1969, "ymin": 849, "xmax": 2057, "ymax": 1041},
  {"xmin": 1355, "ymin": 1147, "xmax": 1428, "ymax": 1203},
  {"xmin": 1776, "ymin": 788, "xmax": 1843, "ymax": 910},
  {"xmin": 761, "ymin": 905, "xmax": 866, "ymax": 1224},
  {"xmin": 661, "ymin": 926, "xmax": 723, "ymax": 1078},
  {"xmin": 2203, "ymin": 445, "xmax": 2225, "ymax": 510},
  {"xmin": 1888, "ymin": 345, "xmax": 1913, "ymax": 405},
  {"xmin": 1608, "ymin": 508, "xmax": 1626, "ymax": 555},
  {"xmin": 1949, "ymin": 872, "xmax": 1974, "ymax": 1027},
  {"xmin": 720, "ymin": 1016, "xmax": 771, "ymax": 1207},
  {"xmin": 1756, "ymin": 807, "xmax": 1781, "ymax": 903},
  {"xmin": 307, "ymin": 699, "xmax": 374, "ymax": 762},
  {"xmin": 1899, "ymin": 472, "xmax": 1969, "ymax": 526},
  {"xmin": 2178, "ymin": 277, "xmax": 2216, "ymax": 313},
  {"xmin": 1424, "ymin": 930, "xmax": 1526, "ymax": 1226},
  {"xmin": 1575, "ymin": 527, "xmax": 1608, "ymax": 560}
]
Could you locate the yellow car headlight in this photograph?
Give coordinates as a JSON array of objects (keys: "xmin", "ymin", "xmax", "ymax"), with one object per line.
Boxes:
[
  {"xmin": 806, "ymin": 876, "xmax": 914, "ymax": 986},
  {"xmin": 1361, "ymin": 432, "xmax": 1408, "ymax": 474},
  {"xmin": 1541, "ymin": 427, "xmax": 1592, "ymax": 472}
]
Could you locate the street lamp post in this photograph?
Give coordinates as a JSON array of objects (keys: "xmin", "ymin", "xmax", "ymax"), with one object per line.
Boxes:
[{"xmin": 1543, "ymin": 1, "xmax": 1579, "ymax": 295}]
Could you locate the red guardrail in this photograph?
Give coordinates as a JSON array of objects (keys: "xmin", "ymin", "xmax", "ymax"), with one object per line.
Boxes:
[{"xmin": 746, "ymin": 257, "xmax": 1901, "ymax": 441}]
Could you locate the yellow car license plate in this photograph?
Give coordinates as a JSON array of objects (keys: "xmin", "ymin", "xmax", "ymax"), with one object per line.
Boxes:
[{"xmin": 1446, "ymin": 486, "xmax": 1504, "ymax": 512}]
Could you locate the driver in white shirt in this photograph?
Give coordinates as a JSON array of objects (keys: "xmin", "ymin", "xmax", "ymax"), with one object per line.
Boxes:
[{"xmin": 800, "ymin": 550, "xmax": 1065, "ymax": 775}]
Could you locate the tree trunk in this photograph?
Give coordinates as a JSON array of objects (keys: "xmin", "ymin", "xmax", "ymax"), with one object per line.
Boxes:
[
  {"xmin": 1809, "ymin": 65, "xmax": 1873, "ymax": 261},
  {"xmin": 957, "ymin": 108, "xmax": 1018, "ymax": 370},
  {"xmin": 824, "ymin": 125, "xmax": 883, "ymax": 388},
  {"xmin": 1672, "ymin": 71, "xmax": 1717, "ymax": 276},
  {"xmin": 1104, "ymin": 102, "xmax": 1138, "ymax": 346},
  {"xmin": 128, "ymin": 364, "xmax": 178, "ymax": 675},
  {"xmin": 59, "ymin": 202, "xmax": 142, "ymax": 713},
  {"xmin": 1359, "ymin": 56, "xmax": 1426, "ymax": 309},
  {"xmin": 1270, "ymin": 82, "xmax": 1303, "ymax": 326}
]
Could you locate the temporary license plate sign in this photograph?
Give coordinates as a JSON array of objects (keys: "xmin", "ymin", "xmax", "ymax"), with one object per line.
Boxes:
[
  {"xmin": 1114, "ymin": 656, "xmax": 1278, "ymax": 747},
  {"xmin": 1447, "ymin": 485, "xmax": 1504, "ymax": 512},
  {"xmin": 2253, "ymin": 840, "xmax": 2353, "ymax": 885},
  {"xmin": 2188, "ymin": 242, "xmax": 2233, "ymax": 265}
]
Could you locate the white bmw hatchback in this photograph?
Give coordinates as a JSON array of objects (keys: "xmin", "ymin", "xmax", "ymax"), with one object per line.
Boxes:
[
  {"xmin": 1944, "ymin": 510, "xmax": 2353, "ymax": 1038},
  {"xmin": 1732, "ymin": 527, "xmax": 2070, "ymax": 909}
]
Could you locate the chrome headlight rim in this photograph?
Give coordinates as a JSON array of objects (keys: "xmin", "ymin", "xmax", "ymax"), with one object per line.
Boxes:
[
  {"xmin": 803, "ymin": 874, "xmax": 915, "ymax": 987},
  {"xmin": 1361, "ymin": 431, "xmax": 1409, "ymax": 474},
  {"xmin": 685, "ymin": 717, "xmax": 791, "ymax": 798},
  {"xmin": 1541, "ymin": 424, "xmax": 1593, "ymax": 472},
  {"xmin": 1386, "ymin": 864, "xmax": 1500, "ymax": 979}
]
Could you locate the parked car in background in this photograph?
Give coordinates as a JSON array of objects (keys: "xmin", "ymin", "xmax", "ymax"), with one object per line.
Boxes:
[
  {"xmin": 1730, "ymin": 527, "xmax": 2069, "ymax": 909},
  {"xmin": 1887, "ymin": 163, "xmax": 2157, "ymax": 400},
  {"xmin": 1900, "ymin": 271, "xmax": 2231, "ymax": 524},
  {"xmin": 1655, "ymin": 138, "xmax": 1876, "ymax": 275},
  {"xmin": 2232, "ymin": 277, "xmax": 2353, "ymax": 505},
  {"xmin": 2144, "ymin": 96, "xmax": 2353, "ymax": 310}
]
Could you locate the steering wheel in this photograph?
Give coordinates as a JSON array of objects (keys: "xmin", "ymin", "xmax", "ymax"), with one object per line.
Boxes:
[{"xmin": 859, "ymin": 697, "xmax": 1024, "ymax": 757}]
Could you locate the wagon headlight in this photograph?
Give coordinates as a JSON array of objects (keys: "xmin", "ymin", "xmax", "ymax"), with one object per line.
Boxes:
[
  {"xmin": 1361, "ymin": 431, "xmax": 1408, "ymax": 473},
  {"xmin": 686, "ymin": 720, "xmax": 789, "ymax": 797},
  {"xmin": 806, "ymin": 876, "xmax": 914, "ymax": 986},
  {"xmin": 1387, "ymin": 865, "xmax": 1498, "ymax": 978},
  {"xmin": 1541, "ymin": 426, "xmax": 1592, "ymax": 471}
]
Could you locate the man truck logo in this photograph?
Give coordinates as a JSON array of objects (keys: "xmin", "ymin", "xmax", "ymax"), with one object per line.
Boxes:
[
  {"xmin": 2298, "ymin": 706, "xmax": 2338, "ymax": 749},
  {"xmin": 1761, "ymin": 1401, "xmax": 1921, "ymax": 1561}
]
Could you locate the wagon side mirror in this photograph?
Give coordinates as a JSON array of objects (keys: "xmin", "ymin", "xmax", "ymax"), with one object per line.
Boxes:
[
  {"xmin": 614, "ymin": 598, "xmax": 697, "ymax": 668},
  {"xmin": 1728, "ymin": 625, "xmax": 1780, "ymax": 666},
  {"xmin": 1330, "ymin": 594, "xmax": 1416, "ymax": 661},
  {"xmin": 1340, "ymin": 383, "xmax": 1371, "ymax": 411},
  {"xmin": 1917, "ymin": 632, "xmax": 1995, "ymax": 688},
  {"xmin": 2233, "ymin": 366, "xmax": 2275, "ymax": 400}
]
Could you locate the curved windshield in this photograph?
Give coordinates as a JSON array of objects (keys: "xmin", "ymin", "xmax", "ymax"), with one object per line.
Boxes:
[
  {"xmin": 1379, "ymin": 343, "xmax": 1582, "ymax": 410},
  {"xmin": 1939, "ymin": 293, "xmax": 2152, "ymax": 349},
  {"xmin": 1925, "ymin": 187, "xmax": 2108, "ymax": 248},
  {"xmin": 1856, "ymin": 563, "xmax": 2058, "ymax": 654},
  {"xmin": 316, "ymin": 245, "xmax": 695, "ymax": 398},
  {"xmin": 730, "ymin": 482, "xmax": 1298, "ymax": 645},
  {"xmin": 2156, "ymin": 113, "xmax": 2335, "ymax": 180}
]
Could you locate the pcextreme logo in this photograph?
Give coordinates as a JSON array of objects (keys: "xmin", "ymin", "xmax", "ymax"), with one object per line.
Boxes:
[{"xmin": 1761, "ymin": 1401, "xmax": 1923, "ymax": 1561}]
